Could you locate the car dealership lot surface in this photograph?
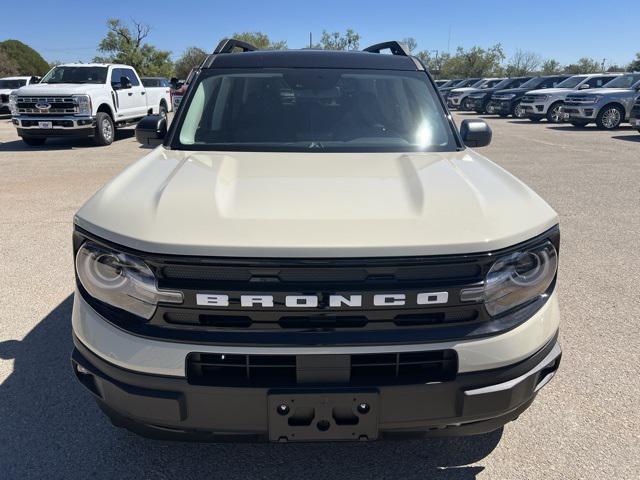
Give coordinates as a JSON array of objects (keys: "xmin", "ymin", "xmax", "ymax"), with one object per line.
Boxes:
[{"xmin": 0, "ymin": 113, "xmax": 638, "ymax": 479}]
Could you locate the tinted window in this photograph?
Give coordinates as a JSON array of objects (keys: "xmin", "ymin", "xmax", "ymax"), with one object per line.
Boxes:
[
  {"xmin": 0, "ymin": 79, "xmax": 27, "ymax": 89},
  {"xmin": 41, "ymin": 66, "xmax": 108, "ymax": 84},
  {"xmin": 142, "ymin": 78, "xmax": 160, "ymax": 87},
  {"xmin": 556, "ymin": 76, "xmax": 587, "ymax": 89},
  {"xmin": 603, "ymin": 74, "xmax": 640, "ymax": 89},
  {"xmin": 120, "ymin": 68, "xmax": 140, "ymax": 86},
  {"xmin": 585, "ymin": 76, "xmax": 615, "ymax": 88},
  {"xmin": 175, "ymin": 68, "xmax": 457, "ymax": 152}
]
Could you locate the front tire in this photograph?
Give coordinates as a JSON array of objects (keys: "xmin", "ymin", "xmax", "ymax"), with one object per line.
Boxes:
[
  {"xmin": 159, "ymin": 103, "xmax": 168, "ymax": 118},
  {"xmin": 512, "ymin": 102, "xmax": 526, "ymax": 119},
  {"xmin": 21, "ymin": 137, "xmax": 46, "ymax": 146},
  {"xmin": 461, "ymin": 97, "xmax": 474, "ymax": 111},
  {"xmin": 596, "ymin": 105, "xmax": 623, "ymax": 130},
  {"xmin": 546, "ymin": 102, "xmax": 564, "ymax": 123},
  {"xmin": 93, "ymin": 112, "xmax": 114, "ymax": 146}
]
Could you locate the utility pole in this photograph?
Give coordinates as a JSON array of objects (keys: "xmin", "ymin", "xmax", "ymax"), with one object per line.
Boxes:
[
  {"xmin": 309, "ymin": 32, "xmax": 312, "ymax": 49},
  {"xmin": 601, "ymin": 58, "xmax": 606, "ymax": 72}
]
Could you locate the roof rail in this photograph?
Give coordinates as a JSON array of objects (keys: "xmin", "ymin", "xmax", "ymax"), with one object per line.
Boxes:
[
  {"xmin": 213, "ymin": 38, "xmax": 258, "ymax": 54},
  {"xmin": 363, "ymin": 41, "xmax": 410, "ymax": 57}
]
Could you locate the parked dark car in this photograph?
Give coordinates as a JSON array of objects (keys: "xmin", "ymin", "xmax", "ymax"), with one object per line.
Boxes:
[
  {"xmin": 487, "ymin": 75, "xmax": 571, "ymax": 118},
  {"xmin": 439, "ymin": 78, "xmax": 481, "ymax": 100},
  {"xmin": 468, "ymin": 77, "xmax": 532, "ymax": 114}
]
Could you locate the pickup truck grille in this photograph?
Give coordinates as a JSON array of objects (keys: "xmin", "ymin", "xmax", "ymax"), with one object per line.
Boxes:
[{"xmin": 16, "ymin": 96, "xmax": 78, "ymax": 115}]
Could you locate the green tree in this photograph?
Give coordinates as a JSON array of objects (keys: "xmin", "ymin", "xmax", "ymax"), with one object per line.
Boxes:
[
  {"xmin": 0, "ymin": 48, "xmax": 17, "ymax": 76},
  {"xmin": 174, "ymin": 47, "xmax": 207, "ymax": 79},
  {"xmin": 439, "ymin": 44, "xmax": 506, "ymax": 78},
  {"xmin": 94, "ymin": 19, "xmax": 173, "ymax": 77},
  {"xmin": 563, "ymin": 57, "xmax": 601, "ymax": 74},
  {"xmin": 231, "ymin": 32, "xmax": 287, "ymax": 50},
  {"xmin": 628, "ymin": 53, "xmax": 640, "ymax": 72},
  {"xmin": 415, "ymin": 51, "xmax": 450, "ymax": 77},
  {"xmin": 0, "ymin": 40, "xmax": 50, "ymax": 75},
  {"xmin": 541, "ymin": 59, "xmax": 562, "ymax": 75},
  {"xmin": 505, "ymin": 50, "xmax": 542, "ymax": 76},
  {"xmin": 317, "ymin": 29, "xmax": 360, "ymax": 50}
]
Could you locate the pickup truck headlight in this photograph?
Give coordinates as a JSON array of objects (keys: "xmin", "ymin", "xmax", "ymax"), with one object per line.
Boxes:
[
  {"xmin": 76, "ymin": 242, "xmax": 183, "ymax": 319},
  {"xmin": 461, "ymin": 241, "xmax": 558, "ymax": 316},
  {"xmin": 9, "ymin": 94, "xmax": 18, "ymax": 115},
  {"xmin": 73, "ymin": 94, "xmax": 92, "ymax": 116}
]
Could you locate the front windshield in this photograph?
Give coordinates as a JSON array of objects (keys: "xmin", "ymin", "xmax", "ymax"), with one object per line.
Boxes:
[
  {"xmin": 603, "ymin": 74, "xmax": 640, "ymax": 89},
  {"xmin": 0, "ymin": 79, "xmax": 27, "ymax": 89},
  {"xmin": 492, "ymin": 78, "xmax": 513, "ymax": 90},
  {"xmin": 556, "ymin": 76, "xmax": 587, "ymax": 89},
  {"xmin": 40, "ymin": 66, "xmax": 108, "ymax": 84},
  {"xmin": 470, "ymin": 79, "xmax": 485, "ymax": 88},
  {"xmin": 518, "ymin": 77, "xmax": 544, "ymax": 90},
  {"xmin": 174, "ymin": 68, "xmax": 457, "ymax": 152},
  {"xmin": 481, "ymin": 79, "xmax": 504, "ymax": 89}
]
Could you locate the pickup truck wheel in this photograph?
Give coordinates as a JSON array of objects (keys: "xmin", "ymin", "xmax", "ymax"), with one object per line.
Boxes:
[
  {"xmin": 546, "ymin": 102, "xmax": 564, "ymax": 123},
  {"xmin": 159, "ymin": 104, "xmax": 168, "ymax": 118},
  {"xmin": 94, "ymin": 112, "xmax": 114, "ymax": 146},
  {"xmin": 596, "ymin": 105, "xmax": 623, "ymax": 130},
  {"xmin": 21, "ymin": 137, "xmax": 46, "ymax": 146}
]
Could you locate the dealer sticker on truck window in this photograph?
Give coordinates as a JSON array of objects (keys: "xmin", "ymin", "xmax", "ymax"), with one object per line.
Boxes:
[{"xmin": 38, "ymin": 121, "xmax": 52, "ymax": 129}]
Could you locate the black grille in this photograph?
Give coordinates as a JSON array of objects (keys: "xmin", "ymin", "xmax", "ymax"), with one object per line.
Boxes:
[
  {"xmin": 74, "ymin": 225, "xmax": 560, "ymax": 347},
  {"xmin": 186, "ymin": 350, "xmax": 457, "ymax": 387},
  {"xmin": 0, "ymin": 94, "xmax": 8, "ymax": 103}
]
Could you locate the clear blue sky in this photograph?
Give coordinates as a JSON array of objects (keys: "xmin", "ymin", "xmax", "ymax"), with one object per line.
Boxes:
[{"xmin": 3, "ymin": 0, "xmax": 638, "ymax": 68}]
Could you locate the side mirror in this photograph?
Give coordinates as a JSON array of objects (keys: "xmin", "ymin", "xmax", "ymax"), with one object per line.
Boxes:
[
  {"xmin": 460, "ymin": 119, "xmax": 492, "ymax": 148},
  {"xmin": 136, "ymin": 115, "xmax": 166, "ymax": 146},
  {"xmin": 579, "ymin": 83, "xmax": 591, "ymax": 90},
  {"xmin": 120, "ymin": 76, "xmax": 132, "ymax": 89}
]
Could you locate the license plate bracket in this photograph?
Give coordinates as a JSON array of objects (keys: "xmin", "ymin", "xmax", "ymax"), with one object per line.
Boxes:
[
  {"xmin": 38, "ymin": 121, "xmax": 52, "ymax": 129},
  {"xmin": 268, "ymin": 390, "xmax": 379, "ymax": 442}
]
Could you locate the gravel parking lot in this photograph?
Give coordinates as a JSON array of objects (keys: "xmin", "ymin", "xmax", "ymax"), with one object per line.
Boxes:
[{"xmin": 0, "ymin": 112, "xmax": 638, "ymax": 479}]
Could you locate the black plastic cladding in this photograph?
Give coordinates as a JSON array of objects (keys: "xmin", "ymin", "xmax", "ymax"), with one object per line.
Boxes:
[{"xmin": 73, "ymin": 225, "xmax": 559, "ymax": 347}]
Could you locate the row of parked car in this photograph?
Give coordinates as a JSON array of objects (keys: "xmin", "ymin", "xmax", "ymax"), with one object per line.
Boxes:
[{"xmin": 437, "ymin": 73, "xmax": 640, "ymax": 131}]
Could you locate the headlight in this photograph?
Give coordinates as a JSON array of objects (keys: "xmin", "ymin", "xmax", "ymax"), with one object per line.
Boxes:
[
  {"xmin": 9, "ymin": 94, "xmax": 18, "ymax": 115},
  {"xmin": 76, "ymin": 242, "xmax": 183, "ymax": 319},
  {"xmin": 534, "ymin": 95, "xmax": 549, "ymax": 102},
  {"xmin": 461, "ymin": 241, "xmax": 558, "ymax": 316},
  {"xmin": 502, "ymin": 93, "xmax": 517, "ymax": 100},
  {"xmin": 73, "ymin": 94, "xmax": 92, "ymax": 116},
  {"xmin": 469, "ymin": 93, "xmax": 488, "ymax": 99}
]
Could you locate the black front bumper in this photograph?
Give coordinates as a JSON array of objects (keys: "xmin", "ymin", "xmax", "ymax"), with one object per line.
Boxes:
[
  {"xmin": 17, "ymin": 127, "xmax": 95, "ymax": 138},
  {"xmin": 488, "ymin": 100, "xmax": 515, "ymax": 115},
  {"xmin": 72, "ymin": 333, "xmax": 561, "ymax": 442}
]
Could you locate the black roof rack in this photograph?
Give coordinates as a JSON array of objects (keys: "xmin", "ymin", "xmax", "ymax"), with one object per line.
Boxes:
[
  {"xmin": 213, "ymin": 38, "xmax": 258, "ymax": 54},
  {"xmin": 363, "ymin": 41, "xmax": 410, "ymax": 57}
]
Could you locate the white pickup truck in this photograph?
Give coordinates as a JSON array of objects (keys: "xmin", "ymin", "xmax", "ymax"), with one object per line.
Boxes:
[{"xmin": 9, "ymin": 63, "xmax": 171, "ymax": 146}]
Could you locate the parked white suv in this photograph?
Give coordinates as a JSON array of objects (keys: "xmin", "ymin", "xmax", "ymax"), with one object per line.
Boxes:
[
  {"xmin": 0, "ymin": 76, "xmax": 38, "ymax": 113},
  {"xmin": 521, "ymin": 73, "xmax": 621, "ymax": 123},
  {"xmin": 10, "ymin": 63, "xmax": 170, "ymax": 146}
]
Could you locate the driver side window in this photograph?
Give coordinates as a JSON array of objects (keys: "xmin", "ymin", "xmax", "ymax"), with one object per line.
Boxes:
[{"xmin": 110, "ymin": 68, "xmax": 123, "ymax": 88}]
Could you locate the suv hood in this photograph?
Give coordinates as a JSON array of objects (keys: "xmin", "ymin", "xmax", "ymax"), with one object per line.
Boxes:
[
  {"xmin": 526, "ymin": 88, "xmax": 572, "ymax": 95},
  {"xmin": 75, "ymin": 149, "xmax": 558, "ymax": 257},
  {"xmin": 494, "ymin": 88, "xmax": 528, "ymax": 96},
  {"xmin": 567, "ymin": 87, "xmax": 632, "ymax": 96},
  {"xmin": 450, "ymin": 87, "xmax": 477, "ymax": 94},
  {"xmin": 14, "ymin": 83, "xmax": 106, "ymax": 96}
]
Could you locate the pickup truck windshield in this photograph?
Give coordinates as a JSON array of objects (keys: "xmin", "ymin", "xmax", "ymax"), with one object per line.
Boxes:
[
  {"xmin": 556, "ymin": 76, "xmax": 587, "ymax": 89},
  {"xmin": 174, "ymin": 68, "xmax": 457, "ymax": 152},
  {"xmin": 0, "ymin": 79, "xmax": 27, "ymax": 89},
  {"xmin": 603, "ymin": 74, "xmax": 640, "ymax": 89},
  {"xmin": 41, "ymin": 66, "xmax": 108, "ymax": 84}
]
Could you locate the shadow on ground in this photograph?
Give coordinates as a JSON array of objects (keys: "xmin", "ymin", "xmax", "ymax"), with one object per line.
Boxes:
[
  {"xmin": 0, "ymin": 295, "xmax": 501, "ymax": 479},
  {"xmin": 0, "ymin": 129, "xmax": 135, "ymax": 152},
  {"xmin": 546, "ymin": 125, "xmax": 633, "ymax": 132},
  {"xmin": 611, "ymin": 135, "xmax": 640, "ymax": 143}
]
